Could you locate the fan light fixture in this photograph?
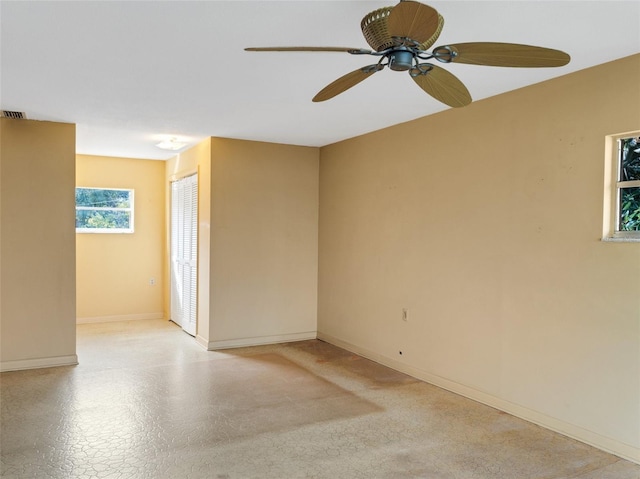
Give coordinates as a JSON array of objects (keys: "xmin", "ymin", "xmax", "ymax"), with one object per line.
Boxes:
[
  {"xmin": 245, "ymin": 0, "xmax": 570, "ymax": 107},
  {"xmin": 156, "ymin": 138, "xmax": 187, "ymax": 151}
]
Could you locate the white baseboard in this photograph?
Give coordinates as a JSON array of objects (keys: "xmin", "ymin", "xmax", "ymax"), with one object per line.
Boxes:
[
  {"xmin": 76, "ymin": 312, "xmax": 164, "ymax": 324},
  {"xmin": 1, "ymin": 354, "xmax": 78, "ymax": 372},
  {"xmin": 204, "ymin": 331, "xmax": 317, "ymax": 351},
  {"xmin": 195, "ymin": 334, "xmax": 209, "ymax": 350},
  {"xmin": 317, "ymin": 331, "xmax": 640, "ymax": 465}
]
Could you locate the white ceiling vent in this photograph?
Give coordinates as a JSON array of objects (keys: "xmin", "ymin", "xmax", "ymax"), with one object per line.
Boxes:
[{"xmin": 1, "ymin": 111, "xmax": 27, "ymax": 120}]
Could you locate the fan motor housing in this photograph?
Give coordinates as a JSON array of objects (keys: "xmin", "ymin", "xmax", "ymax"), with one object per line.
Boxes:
[{"xmin": 389, "ymin": 50, "xmax": 414, "ymax": 71}]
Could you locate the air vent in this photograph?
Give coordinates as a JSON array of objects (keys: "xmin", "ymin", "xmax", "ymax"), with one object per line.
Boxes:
[{"xmin": 1, "ymin": 111, "xmax": 27, "ymax": 120}]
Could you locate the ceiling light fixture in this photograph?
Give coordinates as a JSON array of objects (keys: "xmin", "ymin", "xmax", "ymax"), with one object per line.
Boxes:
[{"xmin": 156, "ymin": 137, "xmax": 187, "ymax": 151}]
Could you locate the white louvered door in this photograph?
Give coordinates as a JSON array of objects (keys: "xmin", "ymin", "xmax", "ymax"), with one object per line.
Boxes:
[{"xmin": 170, "ymin": 173, "xmax": 198, "ymax": 336}]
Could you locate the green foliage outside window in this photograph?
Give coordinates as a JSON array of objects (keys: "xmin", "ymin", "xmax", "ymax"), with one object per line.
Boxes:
[
  {"xmin": 76, "ymin": 188, "xmax": 134, "ymax": 232},
  {"xmin": 620, "ymin": 188, "xmax": 640, "ymax": 231}
]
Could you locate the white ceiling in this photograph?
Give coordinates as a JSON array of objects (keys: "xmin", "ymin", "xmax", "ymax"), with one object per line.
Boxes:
[{"xmin": 1, "ymin": 1, "xmax": 639, "ymax": 160}]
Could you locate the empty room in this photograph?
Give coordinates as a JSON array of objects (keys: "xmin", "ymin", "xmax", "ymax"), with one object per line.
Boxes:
[{"xmin": 1, "ymin": 1, "xmax": 639, "ymax": 478}]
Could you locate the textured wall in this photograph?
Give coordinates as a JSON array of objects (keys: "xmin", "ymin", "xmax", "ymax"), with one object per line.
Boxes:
[
  {"xmin": 166, "ymin": 138, "xmax": 319, "ymax": 348},
  {"xmin": 76, "ymin": 155, "xmax": 165, "ymax": 322},
  {"xmin": 318, "ymin": 54, "xmax": 640, "ymax": 462},
  {"xmin": 0, "ymin": 119, "xmax": 77, "ymax": 370},
  {"xmin": 208, "ymin": 138, "xmax": 319, "ymax": 347}
]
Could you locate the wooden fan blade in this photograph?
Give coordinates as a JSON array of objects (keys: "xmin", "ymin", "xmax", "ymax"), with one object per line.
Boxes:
[
  {"xmin": 387, "ymin": 1, "xmax": 440, "ymax": 44},
  {"xmin": 313, "ymin": 65, "xmax": 382, "ymax": 102},
  {"xmin": 245, "ymin": 46, "xmax": 370, "ymax": 53},
  {"xmin": 444, "ymin": 42, "xmax": 570, "ymax": 67},
  {"xmin": 411, "ymin": 64, "xmax": 472, "ymax": 108}
]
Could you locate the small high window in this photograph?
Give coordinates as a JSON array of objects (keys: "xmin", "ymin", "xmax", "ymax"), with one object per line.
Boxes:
[
  {"xmin": 604, "ymin": 132, "xmax": 640, "ymax": 241},
  {"xmin": 617, "ymin": 137, "xmax": 640, "ymax": 232},
  {"xmin": 75, "ymin": 187, "xmax": 134, "ymax": 233}
]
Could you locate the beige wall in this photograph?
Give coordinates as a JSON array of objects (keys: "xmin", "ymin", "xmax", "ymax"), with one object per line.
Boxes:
[
  {"xmin": 318, "ymin": 54, "xmax": 640, "ymax": 462},
  {"xmin": 208, "ymin": 138, "xmax": 319, "ymax": 348},
  {"xmin": 166, "ymin": 138, "xmax": 318, "ymax": 348},
  {"xmin": 0, "ymin": 119, "xmax": 77, "ymax": 371},
  {"xmin": 76, "ymin": 155, "xmax": 165, "ymax": 322}
]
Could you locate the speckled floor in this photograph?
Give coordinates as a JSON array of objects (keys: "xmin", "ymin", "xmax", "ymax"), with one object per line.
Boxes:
[{"xmin": 1, "ymin": 320, "xmax": 639, "ymax": 479}]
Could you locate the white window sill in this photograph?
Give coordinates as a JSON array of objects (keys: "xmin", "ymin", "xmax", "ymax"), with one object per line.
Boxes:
[
  {"xmin": 76, "ymin": 229, "xmax": 134, "ymax": 234},
  {"xmin": 601, "ymin": 236, "xmax": 640, "ymax": 243}
]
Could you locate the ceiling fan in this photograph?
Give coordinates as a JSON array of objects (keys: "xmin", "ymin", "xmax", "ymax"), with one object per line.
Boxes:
[{"xmin": 245, "ymin": 0, "xmax": 570, "ymax": 108}]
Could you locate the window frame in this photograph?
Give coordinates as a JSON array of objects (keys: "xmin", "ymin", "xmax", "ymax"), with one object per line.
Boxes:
[
  {"xmin": 603, "ymin": 132, "xmax": 640, "ymax": 242},
  {"xmin": 75, "ymin": 187, "xmax": 135, "ymax": 234}
]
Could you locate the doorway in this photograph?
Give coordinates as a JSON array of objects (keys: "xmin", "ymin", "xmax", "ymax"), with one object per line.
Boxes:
[{"xmin": 170, "ymin": 173, "xmax": 198, "ymax": 336}]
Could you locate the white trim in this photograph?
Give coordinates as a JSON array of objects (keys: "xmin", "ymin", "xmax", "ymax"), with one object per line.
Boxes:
[
  {"xmin": 75, "ymin": 187, "xmax": 135, "ymax": 234},
  {"xmin": 317, "ymin": 331, "xmax": 640, "ymax": 465},
  {"xmin": 617, "ymin": 180, "xmax": 640, "ymax": 189},
  {"xmin": 168, "ymin": 167, "xmax": 198, "ymax": 183},
  {"xmin": 195, "ymin": 334, "xmax": 209, "ymax": 350},
  {"xmin": 1, "ymin": 354, "xmax": 78, "ymax": 372},
  {"xmin": 601, "ymin": 236, "xmax": 640, "ymax": 243},
  {"xmin": 603, "ymin": 132, "xmax": 640, "ymax": 241},
  {"xmin": 76, "ymin": 312, "xmax": 164, "ymax": 324},
  {"xmin": 75, "ymin": 229, "xmax": 134, "ymax": 234},
  {"xmin": 204, "ymin": 331, "xmax": 317, "ymax": 350}
]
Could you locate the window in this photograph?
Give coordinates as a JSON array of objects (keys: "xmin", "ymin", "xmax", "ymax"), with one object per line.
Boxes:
[
  {"xmin": 617, "ymin": 137, "xmax": 640, "ymax": 232},
  {"xmin": 75, "ymin": 187, "xmax": 134, "ymax": 233},
  {"xmin": 603, "ymin": 132, "xmax": 640, "ymax": 241}
]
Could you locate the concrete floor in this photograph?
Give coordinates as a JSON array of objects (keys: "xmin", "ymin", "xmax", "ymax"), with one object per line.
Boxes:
[{"xmin": 1, "ymin": 319, "xmax": 638, "ymax": 479}]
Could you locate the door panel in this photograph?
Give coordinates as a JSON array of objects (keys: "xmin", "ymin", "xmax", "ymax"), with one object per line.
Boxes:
[{"xmin": 170, "ymin": 174, "xmax": 198, "ymax": 336}]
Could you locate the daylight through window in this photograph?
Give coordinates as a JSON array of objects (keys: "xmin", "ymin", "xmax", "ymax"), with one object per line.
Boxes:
[
  {"xmin": 617, "ymin": 136, "xmax": 640, "ymax": 234},
  {"xmin": 75, "ymin": 187, "xmax": 134, "ymax": 233}
]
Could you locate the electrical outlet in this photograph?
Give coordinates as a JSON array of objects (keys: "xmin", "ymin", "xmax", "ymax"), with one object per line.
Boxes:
[
  {"xmin": 402, "ymin": 308, "xmax": 408, "ymax": 321},
  {"xmin": 149, "ymin": 278, "xmax": 156, "ymax": 286}
]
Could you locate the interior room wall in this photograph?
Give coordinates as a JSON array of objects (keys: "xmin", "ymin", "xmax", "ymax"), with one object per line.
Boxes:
[
  {"xmin": 76, "ymin": 155, "xmax": 165, "ymax": 322},
  {"xmin": 317, "ymin": 54, "xmax": 640, "ymax": 463},
  {"xmin": 0, "ymin": 118, "xmax": 77, "ymax": 371},
  {"xmin": 165, "ymin": 138, "xmax": 319, "ymax": 349},
  {"xmin": 207, "ymin": 138, "xmax": 319, "ymax": 349}
]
